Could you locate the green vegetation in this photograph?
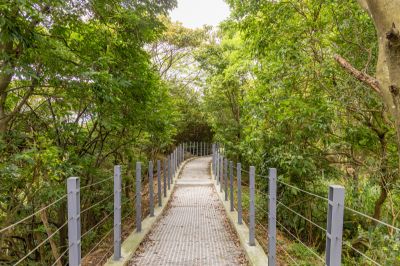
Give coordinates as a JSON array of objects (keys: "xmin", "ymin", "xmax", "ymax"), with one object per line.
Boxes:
[
  {"xmin": 1, "ymin": 0, "xmax": 399, "ymax": 265},
  {"xmin": 201, "ymin": 0, "xmax": 400, "ymax": 264}
]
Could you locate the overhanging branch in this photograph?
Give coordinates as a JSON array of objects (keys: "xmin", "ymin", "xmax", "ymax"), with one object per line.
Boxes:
[{"xmin": 334, "ymin": 54, "xmax": 381, "ymax": 95}]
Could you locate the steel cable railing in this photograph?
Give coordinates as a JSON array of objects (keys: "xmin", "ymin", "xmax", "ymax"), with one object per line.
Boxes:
[
  {"xmin": 276, "ymin": 219, "xmax": 325, "ymax": 264},
  {"xmin": 86, "ymin": 207, "xmax": 136, "ymax": 263},
  {"xmin": 276, "ymin": 179, "xmax": 328, "ymax": 202},
  {"xmin": 81, "ymin": 210, "xmax": 114, "ymax": 239},
  {"xmin": 277, "ymin": 239, "xmax": 299, "ymax": 266},
  {"xmin": 5, "ymin": 175, "xmax": 118, "ymax": 265},
  {"xmin": 80, "ymin": 192, "xmax": 114, "ymax": 215},
  {"xmin": 216, "ymin": 149, "xmax": 399, "ymax": 266},
  {"xmin": 51, "ymin": 248, "xmax": 69, "ymax": 266},
  {"xmin": 343, "ymin": 242, "xmax": 382, "ymax": 266},
  {"xmin": 81, "ymin": 176, "xmax": 113, "ymax": 190},
  {"xmin": 277, "ymin": 200, "xmax": 326, "ymax": 232},
  {"xmin": 4, "ymin": 143, "xmax": 188, "ymax": 265},
  {"xmin": 14, "ymin": 220, "xmax": 68, "ymax": 265},
  {"xmin": 0, "ymin": 194, "xmax": 67, "ymax": 234},
  {"xmin": 344, "ymin": 206, "xmax": 400, "ymax": 233},
  {"xmin": 234, "ymin": 166, "xmax": 326, "ymax": 265}
]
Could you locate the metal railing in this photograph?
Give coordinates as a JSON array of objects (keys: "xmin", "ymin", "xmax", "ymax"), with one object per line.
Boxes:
[
  {"xmin": 1, "ymin": 142, "xmax": 212, "ymax": 266},
  {"xmin": 211, "ymin": 143, "xmax": 399, "ymax": 266}
]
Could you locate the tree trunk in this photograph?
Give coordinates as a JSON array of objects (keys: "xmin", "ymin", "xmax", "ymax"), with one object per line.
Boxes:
[
  {"xmin": 357, "ymin": 0, "xmax": 400, "ymax": 167},
  {"xmin": 373, "ymin": 134, "xmax": 389, "ymax": 221},
  {"xmin": 353, "ymin": 1, "xmax": 400, "ymax": 219},
  {"xmin": 39, "ymin": 209, "xmax": 62, "ymax": 266},
  {"xmin": 373, "ymin": 180, "xmax": 388, "ymax": 221}
]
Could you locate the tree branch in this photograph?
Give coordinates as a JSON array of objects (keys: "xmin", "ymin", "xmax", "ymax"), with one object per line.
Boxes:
[{"xmin": 334, "ymin": 54, "xmax": 381, "ymax": 94}]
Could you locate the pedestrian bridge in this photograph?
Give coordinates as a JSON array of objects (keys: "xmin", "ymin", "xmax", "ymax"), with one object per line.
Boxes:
[
  {"xmin": 118, "ymin": 157, "xmax": 255, "ymax": 265},
  {"xmin": 4, "ymin": 142, "xmax": 393, "ymax": 266}
]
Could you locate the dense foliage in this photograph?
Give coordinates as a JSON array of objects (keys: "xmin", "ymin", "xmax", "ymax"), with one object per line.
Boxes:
[
  {"xmin": 0, "ymin": 0, "xmax": 210, "ymax": 264},
  {"xmin": 198, "ymin": 0, "xmax": 400, "ymax": 264},
  {"xmin": 1, "ymin": 0, "xmax": 400, "ymax": 265}
]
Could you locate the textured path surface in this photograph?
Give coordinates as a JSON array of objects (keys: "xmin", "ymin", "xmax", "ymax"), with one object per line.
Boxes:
[{"xmin": 129, "ymin": 157, "xmax": 247, "ymax": 266}]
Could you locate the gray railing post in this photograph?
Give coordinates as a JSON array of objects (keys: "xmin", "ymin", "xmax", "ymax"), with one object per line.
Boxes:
[
  {"xmin": 171, "ymin": 152, "xmax": 174, "ymax": 179},
  {"xmin": 149, "ymin": 161, "xmax": 154, "ymax": 217},
  {"xmin": 173, "ymin": 151, "xmax": 175, "ymax": 176},
  {"xmin": 237, "ymin": 163, "xmax": 242, "ymax": 224},
  {"xmin": 173, "ymin": 149, "xmax": 176, "ymax": 173},
  {"xmin": 268, "ymin": 168, "xmax": 277, "ymax": 265},
  {"xmin": 224, "ymin": 158, "xmax": 228, "ymax": 201},
  {"xmin": 172, "ymin": 149, "xmax": 176, "ymax": 177},
  {"xmin": 212, "ymin": 144, "xmax": 216, "ymax": 175},
  {"xmin": 135, "ymin": 162, "xmax": 142, "ymax": 232},
  {"xmin": 163, "ymin": 159, "xmax": 167, "ymax": 197},
  {"xmin": 249, "ymin": 166, "xmax": 255, "ymax": 246},
  {"xmin": 167, "ymin": 155, "xmax": 171, "ymax": 190},
  {"xmin": 229, "ymin": 160, "xmax": 234, "ymax": 211},
  {"xmin": 157, "ymin": 160, "xmax": 162, "ymax": 207},
  {"xmin": 214, "ymin": 151, "xmax": 218, "ymax": 181},
  {"xmin": 177, "ymin": 146, "xmax": 179, "ymax": 166},
  {"xmin": 326, "ymin": 185, "xmax": 345, "ymax": 266},
  {"xmin": 216, "ymin": 151, "xmax": 219, "ymax": 182},
  {"xmin": 113, "ymin": 166, "xmax": 122, "ymax": 261},
  {"xmin": 67, "ymin": 177, "xmax": 81, "ymax": 266},
  {"xmin": 179, "ymin": 145, "xmax": 181, "ymax": 164},
  {"xmin": 220, "ymin": 156, "xmax": 223, "ymax": 192}
]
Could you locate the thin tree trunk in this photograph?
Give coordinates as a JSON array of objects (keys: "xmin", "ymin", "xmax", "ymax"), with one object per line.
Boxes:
[{"xmin": 39, "ymin": 209, "xmax": 62, "ymax": 266}]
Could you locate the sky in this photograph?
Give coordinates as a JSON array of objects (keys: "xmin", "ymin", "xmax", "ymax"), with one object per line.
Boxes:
[{"xmin": 170, "ymin": 0, "xmax": 230, "ymax": 29}]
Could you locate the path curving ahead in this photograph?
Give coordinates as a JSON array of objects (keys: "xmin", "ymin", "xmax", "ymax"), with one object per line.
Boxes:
[{"xmin": 129, "ymin": 157, "xmax": 247, "ymax": 266}]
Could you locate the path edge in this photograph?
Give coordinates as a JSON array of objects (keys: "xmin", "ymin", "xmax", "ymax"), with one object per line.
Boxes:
[
  {"xmin": 211, "ymin": 166, "xmax": 269, "ymax": 266},
  {"xmin": 104, "ymin": 157, "xmax": 196, "ymax": 266}
]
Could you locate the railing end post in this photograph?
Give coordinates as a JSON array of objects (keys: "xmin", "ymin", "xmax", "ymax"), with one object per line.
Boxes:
[{"xmin": 326, "ymin": 185, "xmax": 345, "ymax": 266}]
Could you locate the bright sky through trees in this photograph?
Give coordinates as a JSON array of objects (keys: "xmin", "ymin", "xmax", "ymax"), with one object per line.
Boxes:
[{"xmin": 170, "ymin": 0, "xmax": 230, "ymax": 29}]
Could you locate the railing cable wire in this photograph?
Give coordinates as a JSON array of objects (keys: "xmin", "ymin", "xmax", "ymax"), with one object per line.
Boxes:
[
  {"xmin": 277, "ymin": 240, "xmax": 299, "ymax": 266},
  {"xmin": 343, "ymin": 242, "xmax": 382, "ymax": 266},
  {"xmin": 276, "ymin": 219, "xmax": 325, "ymax": 264},
  {"xmin": 277, "ymin": 200, "xmax": 326, "ymax": 232},
  {"xmin": 81, "ymin": 209, "xmax": 114, "ymax": 239},
  {"xmin": 80, "ymin": 192, "xmax": 114, "ymax": 215},
  {"xmin": 81, "ymin": 176, "xmax": 113, "ymax": 190},
  {"xmin": 344, "ymin": 206, "xmax": 400, "ymax": 233},
  {"xmin": 51, "ymin": 248, "xmax": 69, "ymax": 266},
  {"xmin": 0, "ymin": 194, "xmax": 67, "ymax": 234},
  {"xmin": 14, "ymin": 221, "xmax": 68, "ymax": 265},
  {"xmin": 276, "ymin": 179, "xmax": 328, "ymax": 202},
  {"xmin": 84, "ymin": 207, "xmax": 135, "ymax": 262}
]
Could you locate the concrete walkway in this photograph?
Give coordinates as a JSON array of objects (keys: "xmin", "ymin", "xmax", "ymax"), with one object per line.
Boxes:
[{"xmin": 129, "ymin": 157, "xmax": 247, "ymax": 266}]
